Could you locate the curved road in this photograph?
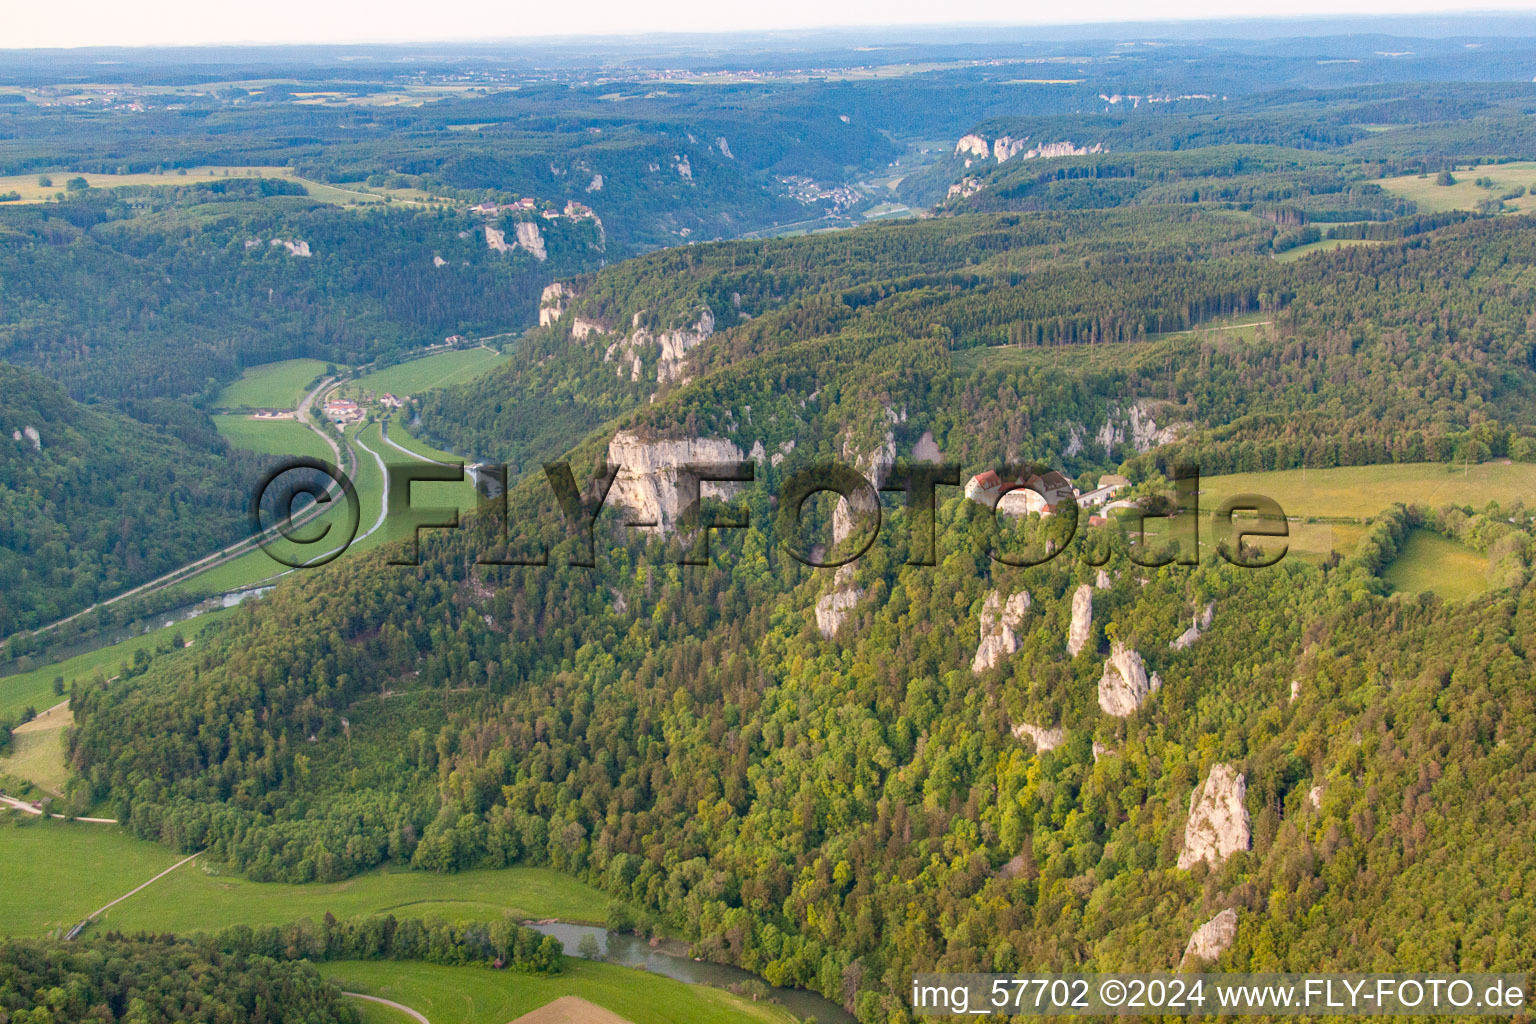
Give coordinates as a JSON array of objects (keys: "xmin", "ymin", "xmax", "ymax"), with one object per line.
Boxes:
[{"xmin": 343, "ymin": 992, "xmax": 431, "ymax": 1024}]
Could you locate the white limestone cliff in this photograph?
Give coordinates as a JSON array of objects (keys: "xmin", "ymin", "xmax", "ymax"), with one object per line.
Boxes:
[
  {"xmin": 816, "ymin": 564, "xmax": 863, "ymax": 638},
  {"xmin": 1095, "ymin": 569, "xmax": 1113, "ymax": 590},
  {"xmin": 539, "ymin": 282, "xmax": 569, "ymax": 326},
  {"xmin": 1095, "ymin": 400, "xmax": 1177, "ymax": 453},
  {"xmin": 1012, "ymin": 721, "xmax": 1065, "ymax": 753},
  {"xmin": 1182, "ymin": 908, "xmax": 1238, "ymax": 964},
  {"xmin": 832, "ymin": 430, "xmax": 895, "ymax": 547},
  {"xmin": 13, "ymin": 426, "xmax": 41, "ymax": 450},
  {"xmin": 605, "ymin": 431, "xmax": 746, "ymax": 535},
  {"xmin": 605, "ymin": 309, "xmax": 715, "ymax": 384},
  {"xmin": 955, "ymin": 134, "xmax": 990, "ymax": 159},
  {"xmin": 270, "ymin": 238, "xmax": 311, "ymax": 257},
  {"xmin": 1097, "ymin": 643, "xmax": 1160, "ymax": 717},
  {"xmin": 1177, "ymin": 764, "xmax": 1251, "ymax": 870},
  {"xmin": 587, "ymin": 174, "xmax": 604, "ymax": 192},
  {"xmin": 674, "ymin": 154, "xmax": 693, "ymax": 180},
  {"xmin": 1170, "ymin": 601, "xmax": 1216, "ymax": 651},
  {"xmin": 1067, "ymin": 585, "xmax": 1093, "ymax": 656},
  {"xmin": 515, "ymin": 221, "xmax": 547, "ymax": 261},
  {"xmin": 484, "ymin": 225, "xmax": 510, "ymax": 252},
  {"xmin": 972, "ymin": 590, "xmax": 1032, "ymax": 673}
]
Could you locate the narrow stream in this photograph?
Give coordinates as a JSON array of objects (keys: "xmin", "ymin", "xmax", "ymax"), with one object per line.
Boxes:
[{"xmin": 528, "ymin": 921, "xmax": 856, "ymax": 1024}]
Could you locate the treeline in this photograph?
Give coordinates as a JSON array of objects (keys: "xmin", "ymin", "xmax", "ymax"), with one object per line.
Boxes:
[
  {"xmin": 206, "ymin": 913, "xmax": 563, "ymax": 973},
  {"xmin": 0, "ymin": 935, "xmax": 359, "ymax": 1024}
]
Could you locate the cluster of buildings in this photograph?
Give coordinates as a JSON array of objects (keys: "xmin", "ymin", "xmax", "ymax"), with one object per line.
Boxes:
[
  {"xmin": 963, "ymin": 470, "xmax": 1133, "ymax": 525},
  {"xmin": 471, "ymin": 197, "xmax": 596, "ymax": 220},
  {"xmin": 322, "ymin": 397, "xmax": 364, "ymax": 424}
]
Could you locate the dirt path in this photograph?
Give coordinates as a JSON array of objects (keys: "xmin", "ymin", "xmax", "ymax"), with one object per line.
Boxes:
[
  {"xmin": 68, "ymin": 851, "xmax": 200, "ymax": 937},
  {"xmin": 343, "ymin": 992, "xmax": 431, "ymax": 1024}
]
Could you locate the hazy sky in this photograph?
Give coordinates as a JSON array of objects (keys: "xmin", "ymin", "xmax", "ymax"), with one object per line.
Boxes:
[{"xmin": 6, "ymin": 0, "xmax": 1531, "ymax": 49}]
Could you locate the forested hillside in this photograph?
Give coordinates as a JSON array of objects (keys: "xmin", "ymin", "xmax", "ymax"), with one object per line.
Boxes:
[
  {"xmin": 64, "ymin": 194, "xmax": 1536, "ymax": 1022},
  {"xmin": 0, "ymin": 363, "xmax": 258, "ymax": 635},
  {"xmin": 0, "ymin": 180, "xmax": 596, "ymax": 401}
]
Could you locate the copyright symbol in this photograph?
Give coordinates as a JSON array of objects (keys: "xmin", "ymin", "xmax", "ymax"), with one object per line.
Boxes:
[
  {"xmin": 1101, "ymin": 979, "xmax": 1126, "ymax": 1007},
  {"xmin": 248, "ymin": 458, "xmax": 360, "ymax": 569}
]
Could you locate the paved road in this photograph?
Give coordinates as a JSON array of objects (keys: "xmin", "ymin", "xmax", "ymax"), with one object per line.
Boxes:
[
  {"xmin": 343, "ymin": 992, "xmax": 431, "ymax": 1024},
  {"xmin": 65, "ymin": 851, "xmax": 200, "ymax": 938}
]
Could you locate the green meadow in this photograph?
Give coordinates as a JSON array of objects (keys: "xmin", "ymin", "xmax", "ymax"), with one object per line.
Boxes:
[
  {"xmin": 1382, "ymin": 528, "xmax": 1490, "ymax": 601},
  {"xmin": 214, "ymin": 414, "xmax": 334, "ymax": 461},
  {"xmin": 343, "ymin": 347, "xmax": 512, "ymax": 398},
  {"xmin": 321, "ymin": 959, "xmax": 798, "ymax": 1024},
  {"xmin": 1378, "ymin": 161, "xmax": 1536, "ymax": 214},
  {"xmin": 212, "ymin": 358, "xmax": 330, "ymax": 411},
  {"xmin": 1197, "ymin": 461, "xmax": 1536, "ymax": 520}
]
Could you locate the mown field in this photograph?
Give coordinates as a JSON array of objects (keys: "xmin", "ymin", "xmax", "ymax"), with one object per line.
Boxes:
[
  {"xmin": 0, "ymin": 703, "xmax": 72, "ymax": 795},
  {"xmin": 0, "ymin": 819, "xmax": 185, "ymax": 937},
  {"xmin": 1378, "ymin": 161, "xmax": 1536, "ymax": 214},
  {"xmin": 212, "ymin": 358, "xmax": 331, "ymax": 411},
  {"xmin": 321, "ymin": 959, "xmax": 799, "ymax": 1024},
  {"xmin": 1381, "ymin": 528, "xmax": 1490, "ymax": 600},
  {"xmin": 213, "ymin": 414, "xmax": 333, "ymax": 461},
  {"xmin": 1197, "ymin": 461, "xmax": 1536, "ymax": 520},
  {"xmin": 342, "ymin": 347, "xmax": 512, "ymax": 398},
  {"xmin": 0, "ymin": 817, "xmax": 609, "ymax": 938}
]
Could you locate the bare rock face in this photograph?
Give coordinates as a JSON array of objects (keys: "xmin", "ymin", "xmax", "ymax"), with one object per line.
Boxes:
[
  {"xmin": 913, "ymin": 430, "xmax": 942, "ymax": 464},
  {"xmin": 514, "ymin": 221, "xmax": 547, "ymax": 261},
  {"xmin": 1182, "ymin": 908, "xmax": 1238, "ymax": 964},
  {"xmin": 972, "ymin": 590, "xmax": 1032, "ymax": 673},
  {"xmin": 1095, "ymin": 569, "xmax": 1113, "ymax": 590},
  {"xmin": 1092, "ymin": 741, "xmax": 1114, "ymax": 762},
  {"xmin": 1012, "ymin": 721, "xmax": 1065, "ymax": 752},
  {"xmin": 1308, "ymin": 784, "xmax": 1323, "ymax": 810},
  {"xmin": 955, "ymin": 134, "xmax": 990, "ymax": 159},
  {"xmin": 539, "ymin": 282, "xmax": 569, "ymax": 326},
  {"xmin": 1067, "ymin": 585, "xmax": 1093, "ymax": 656},
  {"xmin": 1095, "ymin": 400, "xmax": 1177, "ymax": 454},
  {"xmin": 1170, "ymin": 601, "xmax": 1216, "ymax": 651},
  {"xmin": 1289, "ymin": 678, "xmax": 1302, "ymax": 704},
  {"xmin": 18, "ymin": 425, "xmax": 41, "ymax": 450},
  {"xmin": 1177, "ymin": 764, "xmax": 1251, "ymax": 870},
  {"xmin": 831, "ymin": 431, "xmax": 896, "ymax": 548},
  {"xmin": 1097, "ymin": 644, "xmax": 1159, "ymax": 717},
  {"xmin": 484, "ymin": 225, "xmax": 510, "ymax": 252},
  {"xmin": 816, "ymin": 565, "xmax": 863, "ymax": 638},
  {"xmin": 605, "ymin": 431, "xmax": 746, "ymax": 535},
  {"xmin": 606, "ymin": 309, "xmax": 715, "ymax": 384}
]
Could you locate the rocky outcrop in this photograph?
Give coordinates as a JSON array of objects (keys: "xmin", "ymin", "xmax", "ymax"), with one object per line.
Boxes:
[
  {"xmin": 1067, "ymin": 585, "xmax": 1093, "ymax": 656},
  {"xmin": 433, "ymin": 255, "xmax": 448, "ymax": 268},
  {"xmin": 539, "ymin": 282, "xmax": 569, "ymax": 326},
  {"xmin": 1012, "ymin": 721, "xmax": 1065, "ymax": 752},
  {"xmin": 267, "ymin": 238, "xmax": 311, "ymax": 257},
  {"xmin": 716, "ymin": 136, "xmax": 734, "ymax": 159},
  {"xmin": 1092, "ymin": 741, "xmax": 1113, "ymax": 762},
  {"xmin": 1096, "ymin": 400, "xmax": 1176, "ymax": 454},
  {"xmin": 1308, "ymin": 784, "xmax": 1323, "ymax": 810},
  {"xmin": 485, "ymin": 225, "xmax": 510, "ymax": 252},
  {"xmin": 955, "ymin": 134, "xmax": 990, "ymax": 159},
  {"xmin": 515, "ymin": 221, "xmax": 547, "ymax": 261},
  {"xmin": 605, "ymin": 309, "xmax": 715, "ymax": 384},
  {"xmin": 1177, "ymin": 764, "xmax": 1250, "ymax": 870},
  {"xmin": 1097, "ymin": 644, "xmax": 1160, "ymax": 717},
  {"xmin": 831, "ymin": 431, "xmax": 896, "ymax": 547},
  {"xmin": 605, "ymin": 431, "xmax": 746, "ymax": 535},
  {"xmin": 587, "ymin": 174, "xmax": 604, "ymax": 192},
  {"xmin": 1182, "ymin": 908, "xmax": 1238, "ymax": 964},
  {"xmin": 947, "ymin": 176, "xmax": 984, "ymax": 200},
  {"xmin": 1289, "ymin": 679, "xmax": 1301, "ymax": 704},
  {"xmin": 816, "ymin": 564, "xmax": 863, "ymax": 638},
  {"xmin": 1095, "ymin": 569, "xmax": 1113, "ymax": 590},
  {"xmin": 1170, "ymin": 602, "xmax": 1216, "ymax": 651},
  {"xmin": 972, "ymin": 590, "xmax": 1032, "ymax": 673},
  {"xmin": 572, "ymin": 317, "xmax": 604, "ymax": 339},
  {"xmin": 674, "ymin": 155, "xmax": 693, "ymax": 180},
  {"xmin": 913, "ymin": 430, "xmax": 942, "ymax": 464}
]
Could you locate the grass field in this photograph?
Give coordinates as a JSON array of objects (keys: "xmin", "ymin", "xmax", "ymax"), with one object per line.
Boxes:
[
  {"xmin": 1382, "ymin": 528, "xmax": 1490, "ymax": 601},
  {"xmin": 320, "ymin": 959, "xmax": 799, "ymax": 1024},
  {"xmin": 1274, "ymin": 237, "xmax": 1386, "ymax": 262},
  {"xmin": 0, "ymin": 703, "xmax": 72, "ymax": 795},
  {"xmin": 212, "ymin": 358, "xmax": 330, "ymax": 411},
  {"xmin": 214, "ymin": 414, "xmax": 334, "ymax": 461},
  {"xmin": 0, "ymin": 167, "xmax": 401, "ymax": 208},
  {"xmin": 342, "ymin": 347, "xmax": 512, "ymax": 398},
  {"xmin": 0, "ymin": 818, "xmax": 185, "ymax": 937},
  {"xmin": 103, "ymin": 862, "xmax": 610, "ymax": 934},
  {"xmin": 1197, "ymin": 461, "xmax": 1536, "ymax": 520},
  {"xmin": 1378, "ymin": 161, "xmax": 1536, "ymax": 214},
  {"xmin": 0, "ymin": 607, "xmax": 236, "ymax": 721}
]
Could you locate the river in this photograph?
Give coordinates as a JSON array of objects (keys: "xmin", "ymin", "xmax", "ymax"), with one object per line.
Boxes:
[{"xmin": 528, "ymin": 921, "xmax": 856, "ymax": 1024}]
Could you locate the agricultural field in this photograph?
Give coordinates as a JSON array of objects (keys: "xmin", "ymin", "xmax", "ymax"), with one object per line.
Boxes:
[
  {"xmin": 1196, "ymin": 461, "xmax": 1536, "ymax": 520},
  {"xmin": 0, "ymin": 166, "xmax": 301, "ymax": 203},
  {"xmin": 1382, "ymin": 528, "xmax": 1490, "ymax": 600},
  {"xmin": 342, "ymin": 347, "xmax": 513, "ymax": 399},
  {"xmin": 213, "ymin": 414, "xmax": 333, "ymax": 461},
  {"xmin": 320, "ymin": 959, "xmax": 799, "ymax": 1024},
  {"xmin": 0, "ymin": 702, "xmax": 72, "ymax": 796},
  {"xmin": 0, "ymin": 818, "xmax": 185, "ymax": 937},
  {"xmin": 212, "ymin": 358, "xmax": 331, "ymax": 411},
  {"xmin": 1274, "ymin": 237, "xmax": 1386, "ymax": 262},
  {"xmin": 1378, "ymin": 161, "xmax": 1536, "ymax": 214},
  {"xmin": 104, "ymin": 862, "xmax": 610, "ymax": 934}
]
